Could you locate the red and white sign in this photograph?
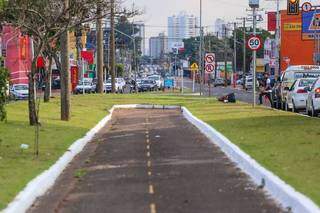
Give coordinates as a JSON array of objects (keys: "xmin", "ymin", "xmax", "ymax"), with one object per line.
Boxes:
[
  {"xmin": 205, "ymin": 53, "xmax": 215, "ymax": 73},
  {"xmin": 247, "ymin": 35, "xmax": 262, "ymax": 51}
]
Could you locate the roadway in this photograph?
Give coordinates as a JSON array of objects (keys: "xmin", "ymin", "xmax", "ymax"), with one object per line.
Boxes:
[{"xmin": 29, "ymin": 109, "xmax": 284, "ymax": 213}]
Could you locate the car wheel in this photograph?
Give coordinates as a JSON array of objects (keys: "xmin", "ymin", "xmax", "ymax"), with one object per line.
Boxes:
[
  {"xmin": 292, "ymin": 101, "xmax": 298, "ymax": 113},
  {"xmin": 311, "ymin": 102, "xmax": 319, "ymax": 117}
]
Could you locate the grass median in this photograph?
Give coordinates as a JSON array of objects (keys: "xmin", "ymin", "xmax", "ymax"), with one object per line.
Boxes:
[{"xmin": 0, "ymin": 93, "xmax": 319, "ymax": 209}]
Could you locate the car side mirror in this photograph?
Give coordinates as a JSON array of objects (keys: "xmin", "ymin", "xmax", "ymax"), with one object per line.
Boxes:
[{"xmin": 284, "ymin": 87, "xmax": 290, "ymax": 91}]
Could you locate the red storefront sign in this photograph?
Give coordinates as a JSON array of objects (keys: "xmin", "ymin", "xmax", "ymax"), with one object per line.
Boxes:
[
  {"xmin": 268, "ymin": 12, "xmax": 277, "ymax": 32},
  {"xmin": 71, "ymin": 66, "xmax": 79, "ymax": 91}
]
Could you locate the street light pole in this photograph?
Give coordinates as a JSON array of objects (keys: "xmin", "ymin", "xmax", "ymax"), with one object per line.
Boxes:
[{"xmin": 253, "ymin": 7, "xmax": 257, "ymax": 108}]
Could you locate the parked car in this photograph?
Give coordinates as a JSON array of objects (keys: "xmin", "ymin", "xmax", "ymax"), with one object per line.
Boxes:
[
  {"xmin": 286, "ymin": 78, "xmax": 317, "ymax": 112},
  {"xmin": 277, "ymin": 65, "xmax": 320, "ymax": 109},
  {"xmin": 306, "ymin": 77, "xmax": 320, "ymax": 117},
  {"xmin": 105, "ymin": 78, "xmax": 126, "ymax": 93},
  {"xmin": 138, "ymin": 79, "xmax": 157, "ymax": 92},
  {"xmin": 148, "ymin": 75, "xmax": 163, "ymax": 89},
  {"xmin": 10, "ymin": 84, "xmax": 29, "ymax": 100},
  {"xmin": 213, "ymin": 78, "xmax": 225, "ymax": 87},
  {"xmin": 74, "ymin": 80, "xmax": 96, "ymax": 94},
  {"xmin": 245, "ymin": 76, "xmax": 253, "ymax": 90}
]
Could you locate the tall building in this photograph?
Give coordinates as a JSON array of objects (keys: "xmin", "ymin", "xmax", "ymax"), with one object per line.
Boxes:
[
  {"xmin": 214, "ymin": 18, "xmax": 232, "ymax": 39},
  {"xmin": 149, "ymin": 32, "xmax": 168, "ymax": 59},
  {"xmin": 167, "ymin": 11, "xmax": 199, "ymax": 52},
  {"xmin": 134, "ymin": 23, "xmax": 146, "ymax": 56}
]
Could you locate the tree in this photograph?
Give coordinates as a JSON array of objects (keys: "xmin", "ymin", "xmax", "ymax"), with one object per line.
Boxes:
[
  {"xmin": 0, "ymin": 0, "xmax": 112, "ymax": 124},
  {"xmin": 0, "ymin": 65, "xmax": 9, "ymax": 122}
]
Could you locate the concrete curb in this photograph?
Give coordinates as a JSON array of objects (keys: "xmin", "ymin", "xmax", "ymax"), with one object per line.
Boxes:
[
  {"xmin": 4, "ymin": 104, "xmax": 319, "ymax": 213},
  {"xmin": 181, "ymin": 106, "xmax": 320, "ymax": 213}
]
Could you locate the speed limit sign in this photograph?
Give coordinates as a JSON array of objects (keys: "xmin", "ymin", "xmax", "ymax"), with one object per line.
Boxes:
[{"xmin": 247, "ymin": 35, "xmax": 262, "ymax": 51}]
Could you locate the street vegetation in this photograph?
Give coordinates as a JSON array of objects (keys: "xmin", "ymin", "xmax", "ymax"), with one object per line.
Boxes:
[{"xmin": 0, "ymin": 94, "xmax": 319, "ymax": 209}]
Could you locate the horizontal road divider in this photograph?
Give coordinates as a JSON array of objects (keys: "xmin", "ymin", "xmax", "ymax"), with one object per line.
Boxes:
[{"xmin": 4, "ymin": 104, "xmax": 319, "ymax": 213}]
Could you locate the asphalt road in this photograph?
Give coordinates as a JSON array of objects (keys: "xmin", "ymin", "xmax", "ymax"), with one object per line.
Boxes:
[
  {"xmin": 179, "ymin": 77, "xmax": 260, "ymax": 104},
  {"xmin": 29, "ymin": 109, "xmax": 285, "ymax": 213}
]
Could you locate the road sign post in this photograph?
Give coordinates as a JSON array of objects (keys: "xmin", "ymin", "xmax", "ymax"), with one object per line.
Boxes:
[{"xmin": 190, "ymin": 63, "xmax": 199, "ymax": 93}]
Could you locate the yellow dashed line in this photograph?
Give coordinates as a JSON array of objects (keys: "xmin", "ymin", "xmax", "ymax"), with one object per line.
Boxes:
[
  {"xmin": 147, "ymin": 160, "xmax": 151, "ymax": 167},
  {"xmin": 149, "ymin": 184, "xmax": 154, "ymax": 194},
  {"xmin": 147, "ymin": 151, "xmax": 150, "ymax": 157},
  {"xmin": 148, "ymin": 171, "xmax": 152, "ymax": 176},
  {"xmin": 147, "ymin": 145, "xmax": 150, "ymax": 150},
  {"xmin": 150, "ymin": 203, "xmax": 157, "ymax": 213},
  {"xmin": 146, "ymin": 139, "xmax": 150, "ymax": 144}
]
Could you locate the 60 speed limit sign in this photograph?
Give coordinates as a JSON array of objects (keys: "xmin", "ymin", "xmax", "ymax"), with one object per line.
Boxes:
[{"xmin": 247, "ymin": 35, "xmax": 262, "ymax": 51}]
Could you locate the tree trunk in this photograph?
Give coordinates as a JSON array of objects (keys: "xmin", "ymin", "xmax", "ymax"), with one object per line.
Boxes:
[
  {"xmin": 28, "ymin": 60, "xmax": 38, "ymax": 125},
  {"xmin": 44, "ymin": 56, "xmax": 53, "ymax": 102},
  {"xmin": 96, "ymin": 6, "xmax": 104, "ymax": 93},
  {"xmin": 110, "ymin": 0, "xmax": 116, "ymax": 93},
  {"xmin": 60, "ymin": 29, "xmax": 71, "ymax": 121}
]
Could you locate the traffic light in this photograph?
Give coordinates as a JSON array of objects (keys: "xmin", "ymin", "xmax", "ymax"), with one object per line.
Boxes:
[{"xmin": 287, "ymin": 0, "xmax": 300, "ymax": 15}]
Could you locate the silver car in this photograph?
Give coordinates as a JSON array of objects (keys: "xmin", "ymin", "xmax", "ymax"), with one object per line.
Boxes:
[
  {"xmin": 286, "ymin": 78, "xmax": 316, "ymax": 112},
  {"xmin": 10, "ymin": 84, "xmax": 29, "ymax": 100},
  {"xmin": 306, "ymin": 77, "xmax": 320, "ymax": 117}
]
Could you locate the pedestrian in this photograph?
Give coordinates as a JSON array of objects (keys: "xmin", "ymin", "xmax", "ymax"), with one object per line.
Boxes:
[{"xmin": 258, "ymin": 73, "xmax": 272, "ymax": 106}]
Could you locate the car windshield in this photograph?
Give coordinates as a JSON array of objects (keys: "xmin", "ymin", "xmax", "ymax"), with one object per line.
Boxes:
[
  {"xmin": 298, "ymin": 79, "xmax": 316, "ymax": 87},
  {"xmin": 14, "ymin": 85, "xmax": 28, "ymax": 90},
  {"xmin": 106, "ymin": 80, "xmax": 111, "ymax": 84},
  {"xmin": 142, "ymin": 80, "xmax": 154, "ymax": 84}
]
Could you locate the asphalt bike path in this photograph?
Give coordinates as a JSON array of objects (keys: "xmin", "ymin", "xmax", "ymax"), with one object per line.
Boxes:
[{"xmin": 29, "ymin": 109, "xmax": 285, "ymax": 213}]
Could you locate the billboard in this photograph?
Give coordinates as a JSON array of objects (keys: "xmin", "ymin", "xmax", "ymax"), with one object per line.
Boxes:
[{"xmin": 302, "ymin": 9, "xmax": 320, "ymax": 40}]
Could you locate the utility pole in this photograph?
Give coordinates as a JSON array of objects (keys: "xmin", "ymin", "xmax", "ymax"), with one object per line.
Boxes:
[
  {"xmin": 253, "ymin": 7, "xmax": 257, "ymax": 108},
  {"xmin": 233, "ymin": 22, "xmax": 237, "ymax": 88},
  {"xmin": 199, "ymin": 0, "xmax": 203, "ymax": 96},
  {"xmin": 224, "ymin": 25, "xmax": 228, "ymax": 87},
  {"xmin": 243, "ymin": 17, "xmax": 246, "ymax": 89},
  {"xmin": 96, "ymin": 5, "xmax": 104, "ymax": 93},
  {"xmin": 275, "ymin": 0, "xmax": 280, "ymax": 77},
  {"xmin": 109, "ymin": 0, "xmax": 116, "ymax": 93}
]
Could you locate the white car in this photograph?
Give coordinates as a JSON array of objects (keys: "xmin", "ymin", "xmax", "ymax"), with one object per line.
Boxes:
[
  {"xmin": 105, "ymin": 78, "xmax": 126, "ymax": 93},
  {"xmin": 148, "ymin": 75, "xmax": 163, "ymax": 89},
  {"xmin": 10, "ymin": 84, "xmax": 29, "ymax": 100},
  {"xmin": 306, "ymin": 77, "xmax": 320, "ymax": 117},
  {"xmin": 286, "ymin": 78, "xmax": 316, "ymax": 112}
]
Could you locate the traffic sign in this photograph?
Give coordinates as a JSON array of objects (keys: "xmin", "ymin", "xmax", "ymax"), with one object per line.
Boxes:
[
  {"xmin": 205, "ymin": 64, "xmax": 215, "ymax": 73},
  {"xmin": 302, "ymin": 2, "xmax": 312, "ymax": 12},
  {"xmin": 205, "ymin": 53, "xmax": 215, "ymax": 63},
  {"xmin": 205, "ymin": 53, "xmax": 215, "ymax": 73},
  {"xmin": 247, "ymin": 35, "xmax": 262, "ymax": 51},
  {"xmin": 190, "ymin": 63, "xmax": 198, "ymax": 72}
]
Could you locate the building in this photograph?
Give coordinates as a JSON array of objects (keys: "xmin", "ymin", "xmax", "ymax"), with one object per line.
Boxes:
[
  {"xmin": 134, "ymin": 23, "xmax": 146, "ymax": 56},
  {"xmin": 215, "ymin": 18, "xmax": 226, "ymax": 39},
  {"xmin": 149, "ymin": 33, "xmax": 168, "ymax": 59},
  {"xmin": 280, "ymin": 10, "xmax": 318, "ymax": 72},
  {"xmin": 167, "ymin": 11, "xmax": 199, "ymax": 51},
  {"xmin": 1, "ymin": 25, "xmax": 32, "ymax": 85}
]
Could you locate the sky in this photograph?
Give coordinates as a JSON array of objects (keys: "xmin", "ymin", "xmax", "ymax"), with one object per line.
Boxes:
[{"xmin": 123, "ymin": 0, "xmax": 319, "ymax": 51}]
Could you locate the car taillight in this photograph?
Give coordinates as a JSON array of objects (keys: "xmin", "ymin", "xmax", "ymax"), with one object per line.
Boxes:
[
  {"xmin": 315, "ymin": 88, "xmax": 320, "ymax": 98},
  {"xmin": 297, "ymin": 89, "xmax": 307, "ymax": 94}
]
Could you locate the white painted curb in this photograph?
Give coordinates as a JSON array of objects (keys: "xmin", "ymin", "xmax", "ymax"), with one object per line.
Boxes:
[
  {"xmin": 181, "ymin": 106, "xmax": 320, "ymax": 213},
  {"xmin": 3, "ymin": 106, "xmax": 119, "ymax": 213},
  {"xmin": 4, "ymin": 104, "xmax": 319, "ymax": 213}
]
